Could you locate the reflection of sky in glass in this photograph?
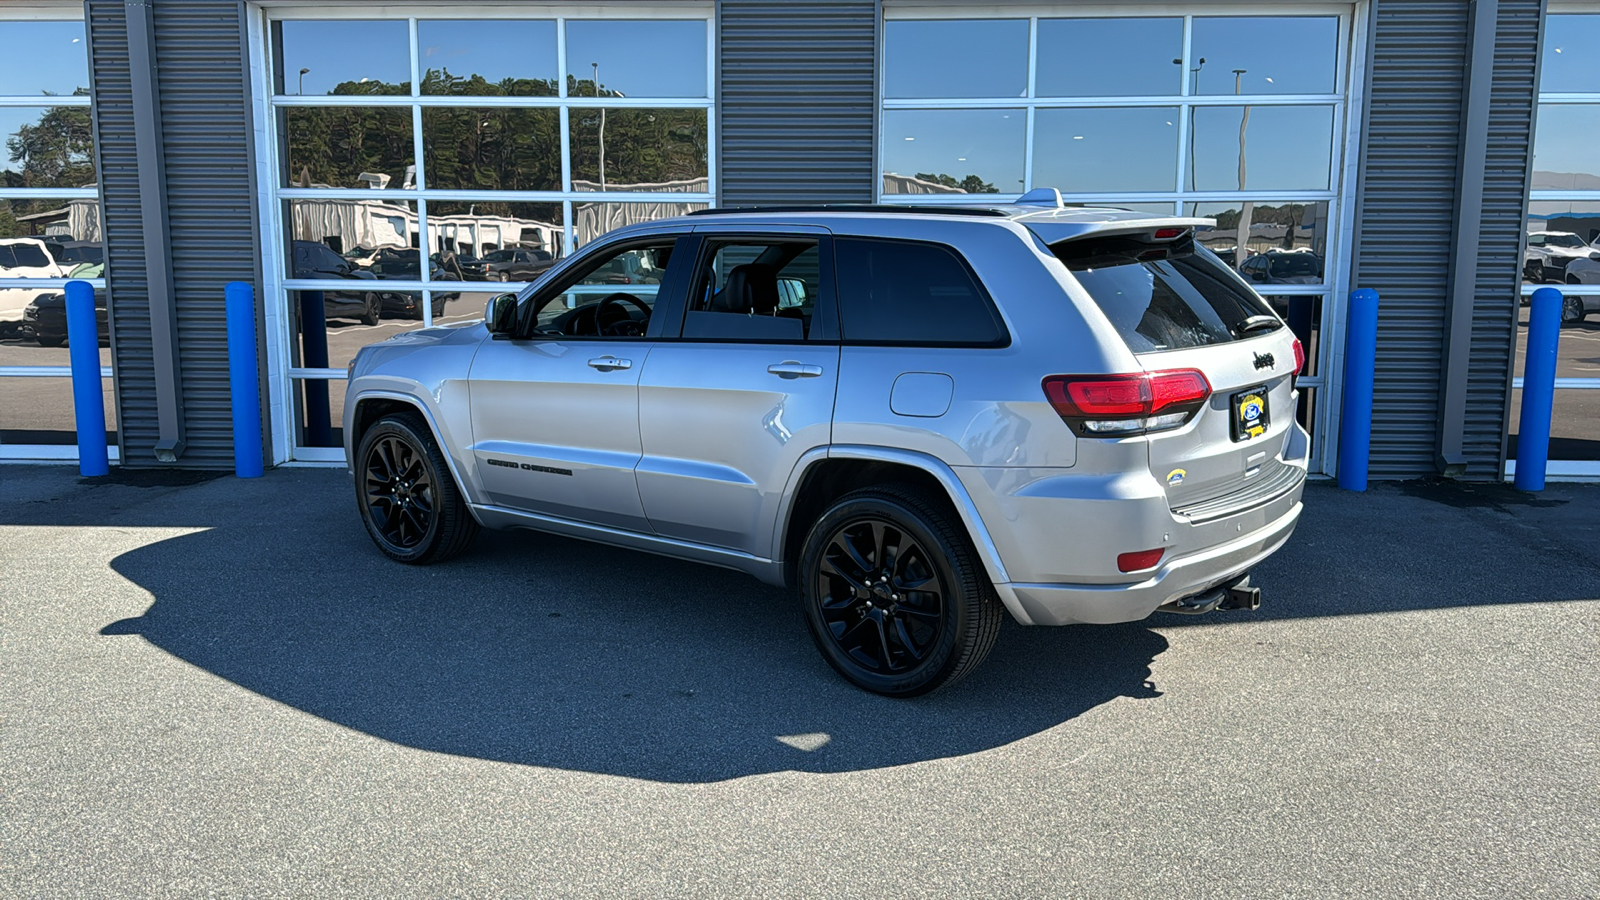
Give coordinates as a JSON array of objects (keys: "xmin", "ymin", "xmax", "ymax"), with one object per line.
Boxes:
[
  {"xmin": 419, "ymin": 20, "xmax": 557, "ymax": 90},
  {"xmin": 1190, "ymin": 17, "xmax": 1338, "ymax": 95},
  {"xmin": 1068, "ymin": 202, "xmax": 1177, "ymax": 214},
  {"xmin": 1190, "ymin": 106, "xmax": 1333, "ymax": 191},
  {"xmin": 0, "ymin": 21, "xmax": 88, "ymax": 97},
  {"xmin": 278, "ymin": 20, "xmax": 411, "ymax": 94},
  {"xmin": 881, "ymin": 109, "xmax": 1025, "ymax": 192},
  {"xmin": 885, "ymin": 20, "xmax": 1028, "ymax": 99},
  {"xmin": 1541, "ymin": 15, "xmax": 1600, "ymax": 93},
  {"xmin": 565, "ymin": 21, "xmax": 707, "ymax": 98},
  {"xmin": 1036, "ymin": 19, "xmax": 1182, "ymax": 97},
  {"xmin": 0, "ymin": 107, "xmax": 92, "ymax": 183},
  {"xmin": 1033, "ymin": 107, "xmax": 1179, "ymax": 192},
  {"xmin": 1533, "ymin": 105, "xmax": 1600, "ymax": 186}
]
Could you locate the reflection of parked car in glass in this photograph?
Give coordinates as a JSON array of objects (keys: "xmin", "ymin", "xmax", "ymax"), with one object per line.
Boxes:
[
  {"xmin": 1238, "ymin": 251, "xmax": 1323, "ymax": 285},
  {"xmin": 366, "ymin": 248, "xmax": 462, "ymax": 319},
  {"xmin": 45, "ymin": 240, "xmax": 104, "ymax": 268},
  {"xmin": 0, "ymin": 238, "xmax": 66, "ymax": 338},
  {"xmin": 292, "ymin": 240, "xmax": 382, "ymax": 325},
  {"xmin": 476, "ymin": 247, "xmax": 556, "ymax": 282},
  {"xmin": 21, "ymin": 262, "xmax": 107, "ymax": 347},
  {"xmin": 1524, "ymin": 231, "xmax": 1599, "ymax": 284},
  {"xmin": 1555, "ymin": 254, "xmax": 1600, "ymax": 324},
  {"xmin": 591, "ymin": 252, "xmax": 663, "ymax": 285}
]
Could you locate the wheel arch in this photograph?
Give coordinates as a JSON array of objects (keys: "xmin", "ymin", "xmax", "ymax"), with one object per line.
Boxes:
[
  {"xmin": 774, "ymin": 446, "xmax": 1013, "ymax": 593},
  {"xmin": 348, "ymin": 390, "xmax": 479, "ymax": 511}
]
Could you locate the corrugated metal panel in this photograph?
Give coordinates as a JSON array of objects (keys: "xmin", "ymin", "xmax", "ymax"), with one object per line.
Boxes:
[
  {"xmin": 86, "ymin": 0, "xmax": 260, "ymax": 467},
  {"xmin": 1351, "ymin": 0, "xmax": 1541, "ymax": 480},
  {"xmin": 1470, "ymin": 0, "xmax": 1542, "ymax": 479},
  {"xmin": 86, "ymin": 0, "xmax": 150, "ymax": 461},
  {"xmin": 718, "ymin": 0, "xmax": 878, "ymax": 205}
]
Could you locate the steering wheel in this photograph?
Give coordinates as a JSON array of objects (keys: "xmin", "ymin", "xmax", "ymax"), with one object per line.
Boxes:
[{"xmin": 593, "ymin": 292, "xmax": 651, "ymax": 337}]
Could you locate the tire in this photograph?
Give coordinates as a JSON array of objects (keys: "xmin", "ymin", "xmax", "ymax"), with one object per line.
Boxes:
[
  {"xmin": 37, "ymin": 334, "xmax": 64, "ymax": 348},
  {"xmin": 359, "ymin": 292, "xmax": 381, "ymax": 326},
  {"xmin": 1526, "ymin": 261, "xmax": 1545, "ymax": 284},
  {"xmin": 495, "ymin": 271, "xmax": 509, "ymax": 282},
  {"xmin": 1563, "ymin": 294, "xmax": 1586, "ymax": 325},
  {"xmin": 354, "ymin": 412, "xmax": 479, "ymax": 564},
  {"xmin": 799, "ymin": 484, "xmax": 1003, "ymax": 697}
]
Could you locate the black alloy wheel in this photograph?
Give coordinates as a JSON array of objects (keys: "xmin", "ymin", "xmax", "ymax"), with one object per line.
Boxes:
[
  {"xmin": 361, "ymin": 292, "xmax": 381, "ymax": 326},
  {"xmin": 800, "ymin": 485, "xmax": 1002, "ymax": 697},
  {"xmin": 355, "ymin": 413, "xmax": 478, "ymax": 564},
  {"xmin": 1563, "ymin": 294, "xmax": 1586, "ymax": 325}
]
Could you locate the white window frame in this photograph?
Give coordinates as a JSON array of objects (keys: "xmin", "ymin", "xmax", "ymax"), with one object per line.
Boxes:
[
  {"xmin": 1509, "ymin": 3, "xmax": 1600, "ymax": 480},
  {"xmin": 0, "ymin": 3, "xmax": 117, "ymax": 464},
  {"xmin": 249, "ymin": 3, "xmax": 717, "ymax": 464},
  {"xmin": 879, "ymin": 2, "xmax": 1370, "ymax": 477}
]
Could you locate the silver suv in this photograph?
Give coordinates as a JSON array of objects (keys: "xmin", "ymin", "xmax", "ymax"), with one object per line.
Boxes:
[{"xmin": 344, "ymin": 191, "xmax": 1309, "ymax": 696}]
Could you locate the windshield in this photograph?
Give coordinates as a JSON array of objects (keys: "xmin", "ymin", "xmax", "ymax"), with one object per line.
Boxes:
[
  {"xmin": 0, "ymin": 243, "xmax": 50, "ymax": 269},
  {"xmin": 1546, "ymin": 234, "xmax": 1587, "ymax": 249},
  {"xmin": 1054, "ymin": 237, "xmax": 1280, "ymax": 353},
  {"xmin": 484, "ymin": 250, "xmax": 516, "ymax": 262},
  {"xmin": 1268, "ymin": 254, "xmax": 1321, "ymax": 277}
]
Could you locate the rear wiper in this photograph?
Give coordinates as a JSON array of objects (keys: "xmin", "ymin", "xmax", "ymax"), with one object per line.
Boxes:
[{"xmin": 1234, "ymin": 315, "xmax": 1282, "ymax": 337}]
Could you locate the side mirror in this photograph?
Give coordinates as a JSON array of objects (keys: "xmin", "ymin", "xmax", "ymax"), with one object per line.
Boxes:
[
  {"xmin": 1590, "ymin": 251, "xmax": 1600, "ymax": 261},
  {"xmin": 485, "ymin": 292, "xmax": 518, "ymax": 335},
  {"xmin": 776, "ymin": 277, "xmax": 807, "ymax": 308},
  {"xmin": 1250, "ymin": 270, "xmax": 1267, "ymax": 282}
]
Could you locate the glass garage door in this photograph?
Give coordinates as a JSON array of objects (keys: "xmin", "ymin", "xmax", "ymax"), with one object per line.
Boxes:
[
  {"xmin": 0, "ymin": 11, "xmax": 114, "ymax": 462},
  {"xmin": 1512, "ymin": 9, "xmax": 1600, "ymax": 478},
  {"xmin": 257, "ymin": 8, "xmax": 714, "ymax": 461},
  {"xmin": 878, "ymin": 8, "xmax": 1358, "ymax": 473}
]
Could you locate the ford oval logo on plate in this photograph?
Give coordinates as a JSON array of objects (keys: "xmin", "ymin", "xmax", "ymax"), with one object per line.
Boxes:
[{"xmin": 1166, "ymin": 468, "xmax": 1186, "ymax": 487}]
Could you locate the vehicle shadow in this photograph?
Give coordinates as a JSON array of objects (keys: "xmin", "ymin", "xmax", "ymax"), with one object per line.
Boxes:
[{"xmin": 101, "ymin": 523, "xmax": 1167, "ymax": 784}]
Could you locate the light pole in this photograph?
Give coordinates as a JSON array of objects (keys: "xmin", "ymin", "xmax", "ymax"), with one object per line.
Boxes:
[
  {"xmin": 592, "ymin": 62, "xmax": 606, "ymax": 189},
  {"xmin": 298, "ymin": 67, "xmax": 309, "ymax": 95},
  {"xmin": 1233, "ymin": 69, "xmax": 1253, "ymax": 268}
]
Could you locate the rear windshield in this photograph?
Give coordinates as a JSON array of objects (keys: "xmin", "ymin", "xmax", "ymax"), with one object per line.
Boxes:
[
  {"xmin": 1052, "ymin": 235, "xmax": 1281, "ymax": 353},
  {"xmin": 1269, "ymin": 254, "xmax": 1320, "ymax": 277}
]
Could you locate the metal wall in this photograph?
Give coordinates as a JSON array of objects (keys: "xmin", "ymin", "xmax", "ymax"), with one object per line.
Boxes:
[
  {"xmin": 86, "ymin": 0, "xmax": 261, "ymax": 468},
  {"xmin": 1351, "ymin": 0, "xmax": 1542, "ymax": 479},
  {"xmin": 718, "ymin": 0, "xmax": 878, "ymax": 205}
]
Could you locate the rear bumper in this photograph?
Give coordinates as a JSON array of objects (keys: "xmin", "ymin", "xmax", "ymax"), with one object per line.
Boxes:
[{"xmin": 995, "ymin": 495, "xmax": 1301, "ymax": 626}]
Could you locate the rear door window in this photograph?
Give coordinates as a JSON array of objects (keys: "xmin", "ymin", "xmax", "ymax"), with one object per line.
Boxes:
[
  {"xmin": 683, "ymin": 238, "xmax": 824, "ymax": 341},
  {"xmin": 1052, "ymin": 236, "xmax": 1281, "ymax": 353},
  {"xmin": 833, "ymin": 238, "xmax": 1006, "ymax": 346}
]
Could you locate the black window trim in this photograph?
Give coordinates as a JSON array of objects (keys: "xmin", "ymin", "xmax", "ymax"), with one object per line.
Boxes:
[{"xmin": 831, "ymin": 235, "xmax": 1012, "ymax": 349}]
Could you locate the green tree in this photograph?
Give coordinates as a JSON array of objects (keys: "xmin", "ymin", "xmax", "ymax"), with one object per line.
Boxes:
[
  {"xmin": 914, "ymin": 172, "xmax": 998, "ymax": 194},
  {"xmin": 4, "ymin": 89, "xmax": 95, "ymax": 190}
]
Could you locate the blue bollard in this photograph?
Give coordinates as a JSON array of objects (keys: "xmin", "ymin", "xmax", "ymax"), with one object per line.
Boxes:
[
  {"xmin": 299, "ymin": 290, "xmax": 333, "ymax": 447},
  {"xmin": 1338, "ymin": 288, "xmax": 1379, "ymax": 491},
  {"xmin": 225, "ymin": 281, "xmax": 264, "ymax": 478},
  {"xmin": 1515, "ymin": 287, "xmax": 1562, "ymax": 491},
  {"xmin": 64, "ymin": 279, "xmax": 109, "ymax": 477}
]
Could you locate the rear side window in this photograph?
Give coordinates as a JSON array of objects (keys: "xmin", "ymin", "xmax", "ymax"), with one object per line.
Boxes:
[
  {"xmin": 834, "ymin": 238, "xmax": 1007, "ymax": 346},
  {"xmin": 1054, "ymin": 237, "xmax": 1280, "ymax": 353}
]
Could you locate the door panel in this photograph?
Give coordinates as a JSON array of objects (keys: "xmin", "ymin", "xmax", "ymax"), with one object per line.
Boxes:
[
  {"xmin": 467, "ymin": 338, "xmax": 652, "ymax": 530},
  {"xmin": 637, "ymin": 343, "xmax": 840, "ymax": 554}
]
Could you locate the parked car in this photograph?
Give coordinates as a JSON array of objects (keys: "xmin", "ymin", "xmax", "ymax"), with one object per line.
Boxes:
[
  {"xmin": 21, "ymin": 262, "xmax": 108, "ymax": 347},
  {"xmin": 341, "ymin": 193, "xmax": 1308, "ymax": 697},
  {"xmin": 0, "ymin": 238, "xmax": 66, "ymax": 337},
  {"xmin": 367, "ymin": 248, "xmax": 463, "ymax": 319},
  {"xmin": 45, "ymin": 240, "xmax": 104, "ymax": 269},
  {"xmin": 1238, "ymin": 250, "xmax": 1324, "ymax": 285},
  {"xmin": 292, "ymin": 240, "xmax": 382, "ymax": 325},
  {"xmin": 477, "ymin": 247, "xmax": 556, "ymax": 282},
  {"xmin": 1524, "ymin": 231, "xmax": 1598, "ymax": 284}
]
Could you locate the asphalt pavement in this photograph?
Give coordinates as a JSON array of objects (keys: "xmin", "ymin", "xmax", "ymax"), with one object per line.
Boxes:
[{"xmin": 1, "ymin": 467, "xmax": 1596, "ymax": 897}]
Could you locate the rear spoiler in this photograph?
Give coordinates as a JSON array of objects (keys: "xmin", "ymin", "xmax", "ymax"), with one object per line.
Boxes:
[{"xmin": 1022, "ymin": 216, "xmax": 1217, "ymax": 248}]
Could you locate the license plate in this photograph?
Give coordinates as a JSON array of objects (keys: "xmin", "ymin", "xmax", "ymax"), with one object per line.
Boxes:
[{"xmin": 1231, "ymin": 386, "xmax": 1270, "ymax": 442}]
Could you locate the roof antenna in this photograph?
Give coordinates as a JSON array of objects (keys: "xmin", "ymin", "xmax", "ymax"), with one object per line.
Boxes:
[{"xmin": 1014, "ymin": 187, "xmax": 1064, "ymax": 208}]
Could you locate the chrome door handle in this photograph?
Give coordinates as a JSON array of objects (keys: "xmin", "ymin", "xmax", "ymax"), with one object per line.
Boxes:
[
  {"xmin": 767, "ymin": 362, "xmax": 824, "ymax": 379},
  {"xmin": 587, "ymin": 356, "xmax": 632, "ymax": 371}
]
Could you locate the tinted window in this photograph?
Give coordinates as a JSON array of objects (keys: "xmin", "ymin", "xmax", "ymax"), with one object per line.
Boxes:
[
  {"xmin": 1053, "ymin": 237, "xmax": 1279, "ymax": 353},
  {"xmin": 0, "ymin": 243, "xmax": 50, "ymax": 268},
  {"xmin": 834, "ymin": 239, "xmax": 1005, "ymax": 345},
  {"xmin": 683, "ymin": 240, "xmax": 820, "ymax": 341}
]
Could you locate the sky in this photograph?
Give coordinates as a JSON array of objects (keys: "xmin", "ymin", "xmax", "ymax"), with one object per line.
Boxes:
[{"xmin": 0, "ymin": 20, "xmax": 89, "ymax": 97}]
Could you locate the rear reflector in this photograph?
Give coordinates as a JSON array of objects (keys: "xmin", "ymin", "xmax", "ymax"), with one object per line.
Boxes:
[
  {"xmin": 1153, "ymin": 227, "xmax": 1186, "ymax": 239},
  {"xmin": 1118, "ymin": 548, "xmax": 1165, "ymax": 573},
  {"xmin": 1292, "ymin": 338, "xmax": 1305, "ymax": 374},
  {"xmin": 1042, "ymin": 369, "xmax": 1212, "ymax": 437}
]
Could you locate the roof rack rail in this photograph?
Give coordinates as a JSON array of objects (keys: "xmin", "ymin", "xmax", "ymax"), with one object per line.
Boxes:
[{"xmin": 686, "ymin": 204, "xmax": 1010, "ymax": 218}]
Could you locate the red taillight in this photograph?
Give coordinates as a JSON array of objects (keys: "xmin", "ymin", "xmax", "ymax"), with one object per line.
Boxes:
[
  {"xmin": 1042, "ymin": 369, "xmax": 1212, "ymax": 437},
  {"xmin": 1153, "ymin": 227, "xmax": 1186, "ymax": 239},
  {"xmin": 1292, "ymin": 338, "xmax": 1305, "ymax": 374},
  {"xmin": 1117, "ymin": 548, "xmax": 1165, "ymax": 573}
]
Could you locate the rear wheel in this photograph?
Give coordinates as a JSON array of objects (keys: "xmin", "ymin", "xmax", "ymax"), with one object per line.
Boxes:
[
  {"xmin": 361, "ymin": 292, "xmax": 381, "ymax": 326},
  {"xmin": 1563, "ymin": 294, "xmax": 1586, "ymax": 324},
  {"xmin": 799, "ymin": 485, "xmax": 1002, "ymax": 697},
  {"xmin": 355, "ymin": 412, "xmax": 478, "ymax": 564}
]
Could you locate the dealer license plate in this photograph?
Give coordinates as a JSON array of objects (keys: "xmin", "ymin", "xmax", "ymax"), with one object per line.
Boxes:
[{"xmin": 1231, "ymin": 386, "xmax": 1270, "ymax": 442}]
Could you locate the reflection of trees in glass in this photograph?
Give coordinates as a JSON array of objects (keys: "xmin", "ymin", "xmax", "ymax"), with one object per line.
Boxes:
[
  {"xmin": 570, "ymin": 107, "xmax": 708, "ymax": 187},
  {"xmin": 425, "ymin": 68, "xmax": 558, "ymax": 98},
  {"xmin": 284, "ymin": 104, "xmax": 412, "ymax": 189},
  {"xmin": 914, "ymin": 172, "xmax": 998, "ymax": 193},
  {"xmin": 3, "ymin": 90, "xmax": 95, "ymax": 191},
  {"xmin": 424, "ymin": 106, "xmax": 560, "ymax": 191},
  {"xmin": 1211, "ymin": 203, "xmax": 1309, "ymax": 230}
]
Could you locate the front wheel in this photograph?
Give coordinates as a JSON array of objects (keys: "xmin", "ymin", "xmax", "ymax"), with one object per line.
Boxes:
[
  {"xmin": 360, "ymin": 292, "xmax": 381, "ymax": 326},
  {"xmin": 1563, "ymin": 294, "xmax": 1587, "ymax": 324},
  {"xmin": 355, "ymin": 412, "xmax": 478, "ymax": 564},
  {"xmin": 799, "ymin": 485, "xmax": 1002, "ymax": 697}
]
